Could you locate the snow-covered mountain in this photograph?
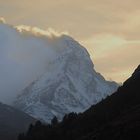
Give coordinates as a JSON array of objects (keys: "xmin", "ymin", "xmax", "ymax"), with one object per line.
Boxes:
[{"xmin": 14, "ymin": 35, "xmax": 118, "ymax": 123}]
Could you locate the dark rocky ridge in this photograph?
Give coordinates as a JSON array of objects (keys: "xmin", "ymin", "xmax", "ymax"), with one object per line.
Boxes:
[{"xmin": 0, "ymin": 102, "xmax": 35, "ymax": 140}]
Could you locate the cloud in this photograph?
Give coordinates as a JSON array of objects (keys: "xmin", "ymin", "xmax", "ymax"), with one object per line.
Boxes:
[
  {"xmin": 16, "ymin": 25, "xmax": 69, "ymax": 38},
  {"xmin": 0, "ymin": 17, "xmax": 6, "ymax": 23},
  {"xmin": 0, "ymin": 0, "xmax": 140, "ymax": 101},
  {"xmin": 0, "ymin": 21, "xmax": 69, "ymax": 104},
  {"xmin": 0, "ymin": 0, "xmax": 140, "ymax": 39}
]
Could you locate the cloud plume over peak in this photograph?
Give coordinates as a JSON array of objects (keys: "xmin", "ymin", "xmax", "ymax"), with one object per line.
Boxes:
[
  {"xmin": 0, "ymin": 17, "xmax": 69, "ymax": 39},
  {"xmin": 0, "ymin": 19, "xmax": 70, "ymax": 104},
  {"xmin": 16, "ymin": 25, "xmax": 69, "ymax": 38}
]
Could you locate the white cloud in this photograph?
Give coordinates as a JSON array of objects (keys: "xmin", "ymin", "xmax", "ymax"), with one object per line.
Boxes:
[
  {"xmin": 16, "ymin": 25, "xmax": 69, "ymax": 38},
  {"xmin": 0, "ymin": 21, "xmax": 69, "ymax": 104},
  {"xmin": 0, "ymin": 17, "xmax": 6, "ymax": 23}
]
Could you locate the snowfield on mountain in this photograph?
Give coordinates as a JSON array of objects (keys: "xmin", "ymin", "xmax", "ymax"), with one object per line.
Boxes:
[{"xmin": 13, "ymin": 33, "xmax": 118, "ymax": 122}]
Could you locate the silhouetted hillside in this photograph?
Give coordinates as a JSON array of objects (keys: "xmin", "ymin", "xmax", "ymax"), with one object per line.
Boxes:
[
  {"xmin": 0, "ymin": 103, "xmax": 35, "ymax": 140},
  {"xmin": 18, "ymin": 65, "xmax": 140, "ymax": 140}
]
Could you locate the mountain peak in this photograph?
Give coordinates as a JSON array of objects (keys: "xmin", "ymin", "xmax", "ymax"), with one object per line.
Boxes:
[{"xmin": 14, "ymin": 37, "xmax": 118, "ymax": 123}]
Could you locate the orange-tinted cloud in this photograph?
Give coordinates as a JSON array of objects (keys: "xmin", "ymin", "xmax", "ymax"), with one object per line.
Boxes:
[{"xmin": 0, "ymin": 0, "xmax": 140, "ymax": 82}]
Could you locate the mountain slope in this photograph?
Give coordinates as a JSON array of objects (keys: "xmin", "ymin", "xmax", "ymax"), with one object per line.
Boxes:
[
  {"xmin": 14, "ymin": 36, "xmax": 118, "ymax": 122},
  {"xmin": 0, "ymin": 102, "xmax": 35, "ymax": 140},
  {"xmin": 19, "ymin": 64, "xmax": 140, "ymax": 140}
]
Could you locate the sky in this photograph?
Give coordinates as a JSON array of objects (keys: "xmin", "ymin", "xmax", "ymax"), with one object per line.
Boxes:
[{"xmin": 0, "ymin": 0, "xmax": 140, "ymax": 83}]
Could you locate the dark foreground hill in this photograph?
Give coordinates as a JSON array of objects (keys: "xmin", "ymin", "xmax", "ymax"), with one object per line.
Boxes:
[
  {"xmin": 0, "ymin": 103, "xmax": 35, "ymax": 140},
  {"xmin": 18, "ymin": 65, "xmax": 140, "ymax": 140}
]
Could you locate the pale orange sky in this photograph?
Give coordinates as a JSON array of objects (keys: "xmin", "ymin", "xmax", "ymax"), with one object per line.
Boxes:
[{"xmin": 0, "ymin": 0, "xmax": 140, "ymax": 83}]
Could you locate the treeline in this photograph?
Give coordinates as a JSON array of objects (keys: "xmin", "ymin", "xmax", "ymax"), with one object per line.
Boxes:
[{"xmin": 18, "ymin": 112, "xmax": 87, "ymax": 140}]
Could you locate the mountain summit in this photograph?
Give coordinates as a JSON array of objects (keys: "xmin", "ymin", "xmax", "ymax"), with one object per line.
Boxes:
[{"xmin": 14, "ymin": 35, "xmax": 118, "ymax": 122}]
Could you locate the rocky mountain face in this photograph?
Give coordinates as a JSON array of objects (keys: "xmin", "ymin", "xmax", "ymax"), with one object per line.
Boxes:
[
  {"xmin": 14, "ymin": 36, "xmax": 118, "ymax": 123},
  {"xmin": 19, "ymin": 65, "xmax": 140, "ymax": 140},
  {"xmin": 0, "ymin": 102, "xmax": 35, "ymax": 140}
]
